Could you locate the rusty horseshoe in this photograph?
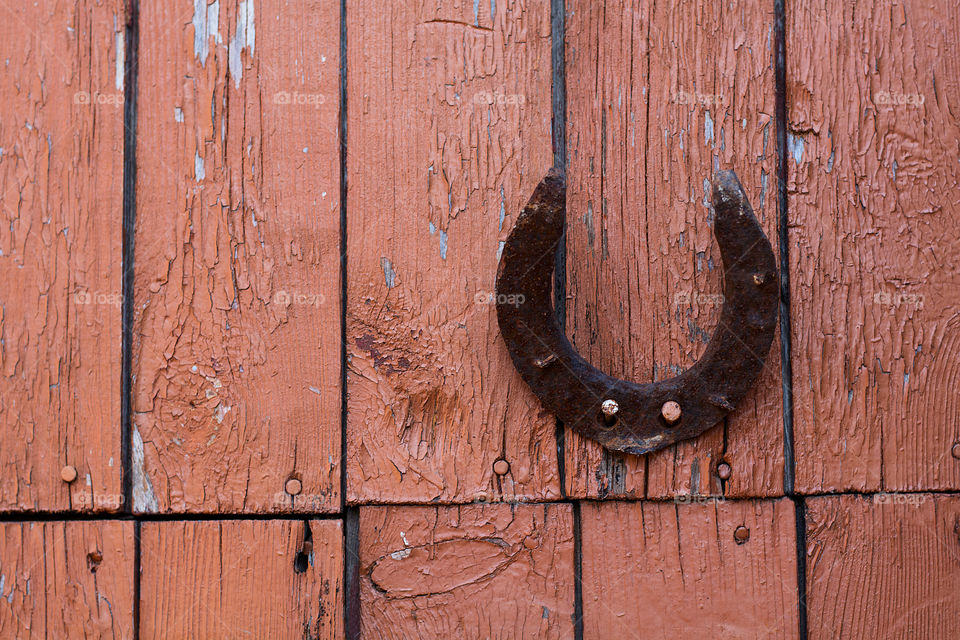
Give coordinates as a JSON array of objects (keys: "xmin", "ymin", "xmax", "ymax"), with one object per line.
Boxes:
[{"xmin": 495, "ymin": 168, "xmax": 777, "ymax": 455}]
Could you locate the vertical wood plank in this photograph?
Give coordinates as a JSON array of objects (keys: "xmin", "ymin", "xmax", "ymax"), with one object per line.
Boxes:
[
  {"xmin": 133, "ymin": 0, "xmax": 342, "ymax": 513},
  {"xmin": 0, "ymin": 521, "xmax": 134, "ymax": 637},
  {"xmin": 358, "ymin": 503, "xmax": 574, "ymax": 639},
  {"xmin": 346, "ymin": 0, "xmax": 560, "ymax": 503},
  {"xmin": 563, "ymin": 0, "xmax": 783, "ymax": 499},
  {"xmin": 580, "ymin": 498, "xmax": 799, "ymax": 638},
  {"xmin": 806, "ymin": 495, "xmax": 960, "ymax": 639},
  {"xmin": 140, "ymin": 519, "xmax": 343, "ymax": 638},
  {"xmin": 0, "ymin": 0, "xmax": 125, "ymax": 511},
  {"xmin": 789, "ymin": 0, "xmax": 960, "ymax": 492}
]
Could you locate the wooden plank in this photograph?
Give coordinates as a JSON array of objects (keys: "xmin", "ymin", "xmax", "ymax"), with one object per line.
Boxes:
[
  {"xmin": 0, "ymin": 521, "xmax": 134, "ymax": 637},
  {"xmin": 788, "ymin": 0, "xmax": 960, "ymax": 492},
  {"xmin": 358, "ymin": 503, "xmax": 574, "ymax": 639},
  {"xmin": 563, "ymin": 0, "xmax": 783, "ymax": 499},
  {"xmin": 133, "ymin": 0, "xmax": 342, "ymax": 512},
  {"xmin": 0, "ymin": 0, "xmax": 125, "ymax": 511},
  {"xmin": 345, "ymin": 0, "xmax": 560, "ymax": 503},
  {"xmin": 581, "ymin": 498, "xmax": 799, "ymax": 638},
  {"xmin": 806, "ymin": 494, "xmax": 960, "ymax": 639},
  {"xmin": 140, "ymin": 519, "xmax": 342, "ymax": 638}
]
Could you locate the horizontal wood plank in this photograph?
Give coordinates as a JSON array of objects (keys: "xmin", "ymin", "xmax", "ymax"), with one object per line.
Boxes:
[
  {"xmin": 806, "ymin": 494, "xmax": 960, "ymax": 639},
  {"xmin": 140, "ymin": 519, "xmax": 343, "ymax": 638},
  {"xmin": 358, "ymin": 504, "xmax": 575, "ymax": 639},
  {"xmin": 580, "ymin": 498, "xmax": 799, "ymax": 638},
  {"xmin": 0, "ymin": 521, "xmax": 134, "ymax": 637}
]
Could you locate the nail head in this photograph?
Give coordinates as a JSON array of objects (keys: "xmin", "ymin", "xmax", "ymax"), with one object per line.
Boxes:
[
  {"xmin": 717, "ymin": 462, "xmax": 732, "ymax": 480},
  {"xmin": 753, "ymin": 273, "xmax": 766, "ymax": 286},
  {"xmin": 285, "ymin": 478, "xmax": 302, "ymax": 496},
  {"xmin": 493, "ymin": 459, "xmax": 510, "ymax": 475},
  {"xmin": 601, "ymin": 399, "xmax": 619, "ymax": 417},
  {"xmin": 733, "ymin": 525, "xmax": 750, "ymax": 544},
  {"xmin": 61, "ymin": 465, "xmax": 78, "ymax": 483},
  {"xmin": 661, "ymin": 401, "xmax": 682, "ymax": 424}
]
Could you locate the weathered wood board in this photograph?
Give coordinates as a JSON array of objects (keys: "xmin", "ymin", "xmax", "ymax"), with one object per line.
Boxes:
[
  {"xmin": 806, "ymin": 494, "xmax": 960, "ymax": 639},
  {"xmin": 580, "ymin": 498, "xmax": 799, "ymax": 638},
  {"xmin": 0, "ymin": 0, "xmax": 125, "ymax": 511},
  {"xmin": 345, "ymin": 0, "xmax": 561, "ymax": 504},
  {"xmin": 357, "ymin": 504, "xmax": 575, "ymax": 639},
  {"xmin": 788, "ymin": 0, "xmax": 960, "ymax": 492},
  {"xmin": 563, "ymin": 0, "xmax": 784, "ymax": 499},
  {"xmin": 0, "ymin": 521, "xmax": 134, "ymax": 637},
  {"xmin": 140, "ymin": 519, "xmax": 343, "ymax": 638},
  {"xmin": 132, "ymin": 0, "xmax": 342, "ymax": 513}
]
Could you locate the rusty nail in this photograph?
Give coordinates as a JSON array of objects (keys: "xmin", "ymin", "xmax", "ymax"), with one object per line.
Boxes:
[
  {"xmin": 733, "ymin": 525, "xmax": 750, "ymax": 544},
  {"xmin": 534, "ymin": 354, "xmax": 557, "ymax": 368},
  {"xmin": 285, "ymin": 478, "xmax": 302, "ymax": 496},
  {"xmin": 601, "ymin": 399, "xmax": 619, "ymax": 417},
  {"xmin": 493, "ymin": 459, "xmax": 510, "ymax": 475},
  {"xmin": 661, "ymin": 401, "xmax": 682, "ymax": 425},
  {"xmin": 952, "ymin": 442, "xmax": 960, "ymax": 460},
  {"xmin": 61, "ymin": 465, "xmax": 78, "ymax": 483},
  {"xmin": 753, "ymin": 273, "xmax": 766, "ymax": 286},
  {"xmin": 717, "ymin": 461, "xmax": 732, "ymax": 480},
  {"xmin": 301, "ymin": 540, "xmax": 314, "ymax": 555}
]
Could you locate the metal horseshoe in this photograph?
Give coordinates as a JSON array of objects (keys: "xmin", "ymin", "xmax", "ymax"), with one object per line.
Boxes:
[{"xmin": 495, "ymin": 168, "xmax": 777, "ymax": 455}]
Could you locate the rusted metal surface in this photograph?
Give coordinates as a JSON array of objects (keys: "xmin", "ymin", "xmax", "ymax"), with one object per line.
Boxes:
[{"xmin": 496, "ymin": 168, "xmax": 778, "ymax": 455}]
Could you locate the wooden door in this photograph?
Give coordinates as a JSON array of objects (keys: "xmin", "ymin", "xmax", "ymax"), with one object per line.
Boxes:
[{"xmin": 0, "ymin": 0, "xmax": 957, "ymax": 638}]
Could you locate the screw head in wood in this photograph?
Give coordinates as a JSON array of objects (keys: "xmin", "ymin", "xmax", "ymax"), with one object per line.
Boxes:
[
  {"xmin": 661, "ymin": 401, "xmax": 682, "ymax": 425},
  {"xmin": 952, "ymin": 442, "xmax": 960, "ymax": 460},
  {"xmin": 493, "ymin": 459, "xmax": 510, "ymax": 475},
  {"xmin": 733, "ymin": 525, "xmax": 750, "ymax": 544},
  {"xmin": 61, "ymin": 465, "xmax": 78, "ymax": 483},
  {"xmin": 285, "ymin": 478, "xmax": 302, "ymax": 496},
  {"xmin": 717, "ymin": 461, "xmax": 732, "ymax": 480}
]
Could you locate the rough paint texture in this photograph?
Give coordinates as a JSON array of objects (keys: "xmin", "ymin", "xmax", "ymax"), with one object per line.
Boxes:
[
  {"xmin": 133, "ymin": 0, "xmax": 342, "ymax": 512},
  {"xmin": 563, "ymin": 0, "xmax": 783, "ymax": 499},
  {"xmin": 0, "ymin": 521, "xmax": 134, "ymax": 637},
  {"xmin": 580, "ymin": 499, "xmax": 799, "ymax": 638},
  {"xmin": 346, "ymin": 0, "xmax": 560, "ymax": 504},
  {"xmin": 789, "ymin": 0, "xmax": 960, "ymax": 492},
  {"xmin": 0, "ymin": 0, "xmax": 124, "ymax": 511},
  {"xmin": 140, "ymin": 519, "xmax": 343, "ymax": 638},
  {"xmin": 358, "ymin": 504, "xmax": 574, "ymax": 639},
  {"xmin": 806, "ymin": 495, "xmax": 960, "ymax": 639}
]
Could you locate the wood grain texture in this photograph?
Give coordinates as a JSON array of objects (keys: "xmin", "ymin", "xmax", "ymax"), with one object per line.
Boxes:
[
  {"xmin": 789, "ymin": 0, "xmax": 960, "ymax": 492},
  {"xmin": 133, "ymin": 0, "xmax": 341, "ymax": 513},
  {"xmin": 806, "ymin": 494, "xmax": 960, "ymax": 639},
  {"xmin": 358, "ymin": 504, "xmax": 574, "ymax": 639},
  {"xmin": 140, "ymin": 519, "xmax": 342, "ymax": 639},
  {"xmin": 563, "ymin": 0, "xmax": 783, "ymax": 499},
  {"xmin": 346, "ymin": 0, "xmax": 560, "ymax": 504},
  {"xmin": 0, "ymin": 0, "xmax": 125, "ymax": 511},
  {"xmin": 580, "ymin": 498, "xmax": 799, "ymax": 638},
  {"xmin": 0, "ymin": 521, "xmax": 134, "ymax": 638}
]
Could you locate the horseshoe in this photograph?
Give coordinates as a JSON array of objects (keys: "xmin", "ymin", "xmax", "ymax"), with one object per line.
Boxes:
[{"xmin": 495, "ymin": 168, "xmax": 777, "ymax": 455}]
